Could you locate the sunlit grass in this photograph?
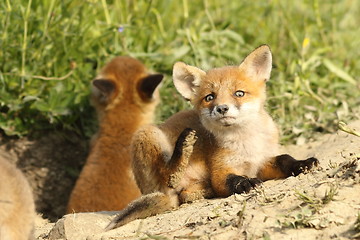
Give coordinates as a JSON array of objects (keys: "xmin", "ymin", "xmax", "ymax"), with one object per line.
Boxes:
[{"xmin": 0, "ymin": 0, "xmax": 359, "ymax": 142}]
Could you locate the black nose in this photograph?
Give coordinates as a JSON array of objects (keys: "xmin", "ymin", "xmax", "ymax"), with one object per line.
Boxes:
[{"xmin": 216, "ymin": 105, "xmax": 229, "ymax": 114}]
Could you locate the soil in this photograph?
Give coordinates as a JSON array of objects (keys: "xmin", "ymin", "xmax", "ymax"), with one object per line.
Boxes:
[
  {"xmin": 0, "ymin": 130, "xmax": 89, "ymax": 221},
  {"xmin": 1, "ymin": 119, "xmax": 360, "ymax": 240}
]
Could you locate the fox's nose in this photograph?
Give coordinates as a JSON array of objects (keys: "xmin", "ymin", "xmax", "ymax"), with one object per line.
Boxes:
[{"xmin": 216, "ymin": 104, "xmax": 229, "ymax": 115}]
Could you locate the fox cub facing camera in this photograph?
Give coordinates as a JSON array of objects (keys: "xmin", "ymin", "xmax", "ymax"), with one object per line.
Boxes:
[{"xmin": 107, "ymin": 45, "xmax": 318, "ymax": 229}]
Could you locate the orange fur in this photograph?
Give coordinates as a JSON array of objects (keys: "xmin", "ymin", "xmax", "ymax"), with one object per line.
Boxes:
[
  {"xmin": 257, "ymin": 158, "xmax": 288, "ymax": 180},
  {"xmin": 107, "ymin": 45, "xmax": 318, "ymax": 229},
  {"xmin": 67, "ymin": 57, "xmax": 163, "ymax": 213}
]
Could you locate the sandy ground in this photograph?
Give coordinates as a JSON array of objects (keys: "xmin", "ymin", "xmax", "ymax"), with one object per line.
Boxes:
[{"xmin": 31, "ymin": 119, "xmax": 360, "ymax": 240}]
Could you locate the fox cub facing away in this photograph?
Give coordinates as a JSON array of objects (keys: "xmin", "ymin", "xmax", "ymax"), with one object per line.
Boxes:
[
  {"xmin": 0, "ymin": 156, "xmax": 35, "ymax": 240},
  {"xmin": 67, "ymin": 57, "xmax": 163, "ymax": 213},
  {"xmin": 106, "ymin": 45, "xmax": 318, "ymax": 230}
]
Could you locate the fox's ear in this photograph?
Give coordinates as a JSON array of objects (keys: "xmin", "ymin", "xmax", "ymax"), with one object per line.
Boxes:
[
  {"xmin": 92, "ymin": 79, "xmax": 116, "ymax": 104},
  {"xmin": 239, "ymin": 45, "xmax": 272, "ymax": 82},
  {"xmin": 93, "ymin": 79, "xmax": 115, "ymax": 96},
  {"xmin": 173, "ymin": 62, "xmax": 206, "ymax": 100},
  {"xmin": 138, "ymin": 74, "xmax": 163, "ymax": 100}
]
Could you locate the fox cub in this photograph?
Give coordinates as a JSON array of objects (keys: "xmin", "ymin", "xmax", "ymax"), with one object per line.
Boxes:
[
  {"xmin": 0, "ymin": 156, "xmax": 35, "ymax": 240},
  {"xmin": 67, "ymin": 57, "xmax": 163, "ymax": 213},
  {"xmin": 106, "ymin": 45, "xmax": 318, "ymax": 229}
]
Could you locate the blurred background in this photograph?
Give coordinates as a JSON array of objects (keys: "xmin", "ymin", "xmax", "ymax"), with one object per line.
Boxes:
[{"xmin": 1, "ymin": 0, "xmax": 360, "ymax": 142}]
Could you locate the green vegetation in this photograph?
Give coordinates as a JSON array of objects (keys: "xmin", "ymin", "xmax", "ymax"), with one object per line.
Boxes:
[
  {"xmin": 1, "ymin": 0, "xmax": 359, "ymax": 141},
  {"xmin": 278, "ymin": 185, "xmax": 338, "ymax": 229}
]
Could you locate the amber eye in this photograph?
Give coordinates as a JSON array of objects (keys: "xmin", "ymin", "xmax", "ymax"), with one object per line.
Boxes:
[
  {"xmin": 234, "ymin": 90, "xmax": 245, "ymax": 97},
  {"xmin": 204, "ymin": 93, "xmax": 215, "ymax": 102}
]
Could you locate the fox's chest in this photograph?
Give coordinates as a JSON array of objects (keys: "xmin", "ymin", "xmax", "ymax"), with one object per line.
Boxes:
[
  {"xmin": 224, "ymin": 144, "xmax": 263, "ymax": 176},
  {"xmin": 217, "ymin": 131, "xmax": 279, "ymax": 177}
]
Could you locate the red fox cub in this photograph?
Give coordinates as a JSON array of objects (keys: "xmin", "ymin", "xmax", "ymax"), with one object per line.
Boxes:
[
  {"xmin": 67, "ymin": 57, "xmax": 163, "ymax": 213},
  {"xmin": 106, "ymin": 45, "xmax": 318, "ymax": 229},
  {"xmin": 0, "ymin": 156, "xmax": 35, "ymax": 240}
]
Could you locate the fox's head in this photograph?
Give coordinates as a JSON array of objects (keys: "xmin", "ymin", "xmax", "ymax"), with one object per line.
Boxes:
[
  {"xmin": 91, "ymin": 56, "xmax": 163, "ymax": 113},
  {"xmin": 172, "ymin": 45, "xmax": 272, "ymax": 132}
]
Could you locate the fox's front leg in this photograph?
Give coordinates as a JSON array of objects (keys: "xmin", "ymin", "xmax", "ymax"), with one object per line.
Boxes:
[
  {"xmin": 211, "ymin": 166, "xmax": 262, "ymax": 197},
  {"xmin": 167, "ymin": 128, "xmax": 197, "ymax": 188},
  {"xmin": 257, "ymin": 154, "xmax": 319, "ymax": 181},
  {"xmin": 210, "ymin": 149, "xmax": 262, "ymax": 197},
  {"xmin": 132, "ymin": 127, "xmax": 197, "ymax": 194}
]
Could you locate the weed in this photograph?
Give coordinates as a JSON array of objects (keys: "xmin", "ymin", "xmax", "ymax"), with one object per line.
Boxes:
[
  {"xmin": 338, "ymin": 121, "xmax": 360, "ymax": 137},
  {"xmin": 256, "ymin": 187, "xmax": 287, "ymax": 205},
  {"xmin": 328, "ymin": 160, "xmax": 338, "ymax": 169},
  {"xmin": 1, "ymin": 1, "xmax": 359, "ymax": 140},
  {"xmin": 295, "ymin": 184, "xmax": 338, "ymax": 211},
  {"xmin": 322, "ymin": 184, "xmax": 338, "ymax": 204},
  {"xmin": 236, "ymin": 200, "xmax": 247, "ymax": 227},
  {"xmin": 355, "ymin": 213, "xmax": 360, "ymax": 230},
  {"xmin": 278, "ymin": 206, "xmax": 316, "ymax": 229},
  {"xmin": 328, "ymin": 159, "xmax": 359, "ymax": 179},
  {"xmin": 263, "ymin": 231, "xmax": 271, "ymax": 240},
  {"xmin": 278, "ymin": 184, "xmax": 338, "ymax": 229},
  {"xmin": 352, "ymin": 213, "xmax": 360, "ymax": 239}
]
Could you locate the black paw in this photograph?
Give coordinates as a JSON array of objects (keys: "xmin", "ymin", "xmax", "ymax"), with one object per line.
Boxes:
[
  {"xmin": 226, "ymin": 174, "xmax": 262, "ymax": 194},
  {"xmin": 275, "ymin": 154, "xmax": 319, "ymax": 177},
  {"xmin": 291, "ymin": 157, "xmax": 319, "ymax": 176},
  {"xmin": 171, "ymin": 128, "xmax": 197, "ymax": 162}
]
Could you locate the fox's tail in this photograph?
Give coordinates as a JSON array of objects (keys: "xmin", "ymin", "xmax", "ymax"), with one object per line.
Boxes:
[{"xmin": 105, "ymin": 192, "xmax": 179, "ymax": 230}]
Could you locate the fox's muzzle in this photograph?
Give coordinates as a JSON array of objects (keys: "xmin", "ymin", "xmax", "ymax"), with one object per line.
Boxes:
[{"xmin": 215, "ymin": 104, "xmax": 229, "ymax": 115}]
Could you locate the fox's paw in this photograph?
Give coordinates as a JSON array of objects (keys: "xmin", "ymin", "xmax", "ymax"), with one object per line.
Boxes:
[
  {"xmin": 276, "ymin": 154, "xmax": 319, "ymax": 177},
  {"xmin": 180, "ymin": 128, "xmax": 198, "ymax": 159},
  {"xmin": 168, "ymin": 128, "xmax": 197, "ymax": 188},
  {"xmin": 291, "ymin": 157, "xmax": 319, "ymax": 176},
  {"xmin": 226, "ymin": 174, "xmax": 262, "ymax": 194},
  {"xmin": 171, "ymin": 128, "xmax": 197, "ymax": 163}
]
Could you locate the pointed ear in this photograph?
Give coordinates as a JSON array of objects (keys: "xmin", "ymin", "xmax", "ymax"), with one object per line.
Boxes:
[
  {"xmin": 239, "ymin": 45, "xmax": 272, "ymax": 82},
  {"xmin": 173, "ymin": 62, "xmax": 206, "ymax": 100},
  {"xmin": 93, "ymin": 79, "xmax": 115, "ymax": 95},
  {"xmin": 138, "ymin": 74, "xmax": 163, "ymax": 100},
  {"xmin": 92, "ymin": 79, "xmax": 116, "ymax": 104}
]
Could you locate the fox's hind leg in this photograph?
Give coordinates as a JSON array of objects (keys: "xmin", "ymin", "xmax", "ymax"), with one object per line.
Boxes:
[
  {"xmin": 131, "ymin": 126, "xmax": 197, "ymax": 194},
  {"xmin": 108, "ymin": 128, "xmax": 197, "ymax": 230},
  {"xmin": 257, "ymin": 154, "xmax": 319, "ymax": 181},
  {"xmin": 179, "ymin": 181, "xmax": 214, "ymax": 203}
]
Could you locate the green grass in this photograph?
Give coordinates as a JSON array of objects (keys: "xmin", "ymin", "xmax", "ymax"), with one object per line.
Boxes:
[{"xmin": 1, "ymin": 0, "xmax": 359, "ymax": 142}]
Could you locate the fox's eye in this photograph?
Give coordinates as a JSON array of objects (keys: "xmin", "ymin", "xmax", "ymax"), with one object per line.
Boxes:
[
  {"xmin": 234, "ymin": 90, "xmax": 245, "ymax": 97},
  {"xmin": 204, "ymin": 94, "xmax": 215, "ymax": 102}
]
